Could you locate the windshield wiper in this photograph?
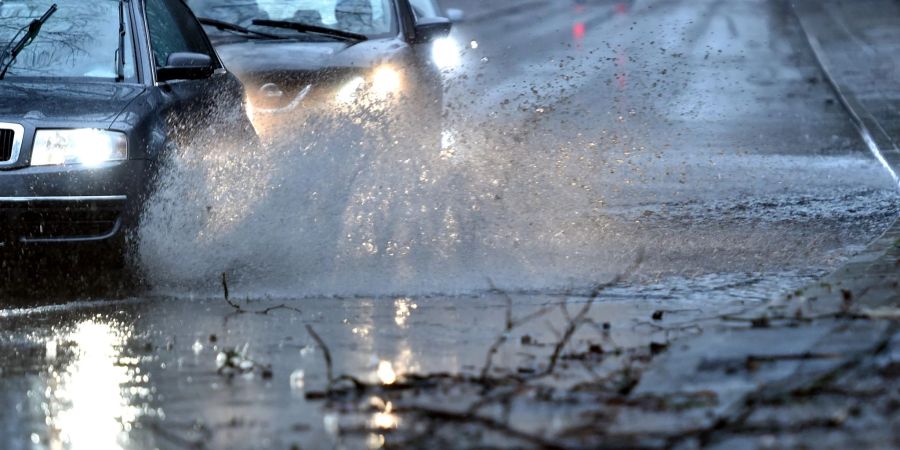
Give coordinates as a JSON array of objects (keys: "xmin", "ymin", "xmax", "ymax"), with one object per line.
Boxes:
[
  {"xmin": 198, "ymin": 18, "xmax": 285, "ymax": 40},
  {"xmin": 0, "ymin": 3, "xmax": 58, "ymax": 80},
  {"xmin": 116, "ymin": 0, "xmax": 126, "ymax": 81},
  {"xmin": 251, "ymin": 19, "xmax": 368, "ymax": 43}
]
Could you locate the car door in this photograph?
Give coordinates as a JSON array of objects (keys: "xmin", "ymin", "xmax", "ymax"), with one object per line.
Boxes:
[{"xmin": 144, "ymin": 0, "xmax": 254, "ymax": 149}]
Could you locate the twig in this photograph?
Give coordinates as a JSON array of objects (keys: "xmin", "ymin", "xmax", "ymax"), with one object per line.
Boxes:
[
  {"xmin": 306, "ymin": 325, "xmax": 334, "ymax": 385},
  {"xmin": 632, "ymin": 320, "xmax": 704, "ymax": 341},
  {"xmin": 746, "ymin": 352, "xmax": 843, "ymax": 364},
  {"xmin": 560, "ymin": 301, "xmax": 573, "ymax": 322},
  {"xmin": 480, "ymin": 280, "xmax": 514, "ymax": 381},
  {"xmin": 305, "ymin": 255, "xmax": 649, "ymax": 448},
  {"xmin": 221, "ymin": 272, "xmax": 301, "ymax": 316},
  {"xmin": 222, "ymin": 272, "xmax": 242, "ymax": 311},
  {"xmin": 539, "ymin": 284, "xmax": 619, "ymax": 376},
  {"xmin": 480, "ymin": 280, "xmax": 556, "ymax": 381},
  {"xmin": 543, "ymin": 300, "xmax": 589, "ymax": 376},
  {"xmin": 539, "ymin": 253, "xmax": 644, "ymax": 378},
  {"xmin": 669, "ymin": 323, "xmax": 898, "ymax": 448},
  {"xmin": 256, "ymin": 304, "xmax": 303, "ymax": 315}
]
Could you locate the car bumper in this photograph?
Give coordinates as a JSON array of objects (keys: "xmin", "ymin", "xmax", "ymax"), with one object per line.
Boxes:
[{"xmin": 0, "ymin": 160, "xmax": 149, "ymax": 246}]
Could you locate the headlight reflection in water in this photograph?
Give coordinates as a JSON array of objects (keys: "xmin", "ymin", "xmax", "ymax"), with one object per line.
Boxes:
[{"xmin": 39, "ymin": 320, "xmax": 147, "ymax": 450}]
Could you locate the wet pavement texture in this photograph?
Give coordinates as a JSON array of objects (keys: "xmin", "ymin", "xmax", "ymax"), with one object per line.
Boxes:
[
  {"xmin": 2, "ymin": 0, "xmax": 900, "ymax": 449},
  {"xmin": 794, "ymin": 0, "xmax": 900, "ymax": 147},
  {"xmin": 793, "ymin": 0, "xmax": 900, "ymax": 186},
  {"xmin": 0, "ymin": 283, "xmax": 796, "ymax": 450}
]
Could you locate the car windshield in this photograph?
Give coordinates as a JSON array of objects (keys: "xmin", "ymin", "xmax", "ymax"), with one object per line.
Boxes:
[
  {"xmin": 188, "ymin": 0, "xmax": 396, "ymax": 38},
  {"xmin": 0, "ymin": 0, "xmax": 135, "ymax": 80}
]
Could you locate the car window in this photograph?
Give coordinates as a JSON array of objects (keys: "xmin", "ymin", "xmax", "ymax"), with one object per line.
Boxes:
[
  {"xmin": 0, "ymin": 0, "xmax": 136, "ymax": 80},
  {"xmin": 145, "ymin": 0, "xmax": 214, "ymax": 68}
]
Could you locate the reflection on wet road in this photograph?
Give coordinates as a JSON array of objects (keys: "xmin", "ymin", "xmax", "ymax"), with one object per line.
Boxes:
[
  {"xmin": 0, "ymin": 270, "xmax": 820, "ymax": 449},
  {"xmin": 0, "ymin": 311, "xmax": 147, "ymax": 450}
]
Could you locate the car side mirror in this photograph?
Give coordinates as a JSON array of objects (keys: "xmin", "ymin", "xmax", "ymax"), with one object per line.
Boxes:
[
  {"xmin": 414, "ymin": 17, "xmax": 452, "ymax": 44},
  {"xmin": 445, "ymin": 8, "xmax": 465, "ymax": 22},
  {"xmin": 157, "ymin": 52, "xmax": 215, "ymax": 82}
]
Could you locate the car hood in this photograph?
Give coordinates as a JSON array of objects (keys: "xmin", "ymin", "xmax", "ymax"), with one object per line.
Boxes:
[
  {"xmin": 214, "ymin": 38, "xmax": 407, "ymax": 79},
  {"xmin": 0, "ymin": 82, "xmax": 145, "ymax": 128}
]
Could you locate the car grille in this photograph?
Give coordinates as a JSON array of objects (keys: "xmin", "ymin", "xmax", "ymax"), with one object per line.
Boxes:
[
  {"xmin": 18, "ymin": 209, "xmax": 121, "ymax": 241},
  {"xmin": 0, "ymin": 200, "xmax": 123, "ymax": 243},
  {"xmin": 0, "ymin": 128, "xmax": 15, "ymax": 162},
  {"xmin": 0, "ymin": 123, "xmax": 23, "ymax": 165}
]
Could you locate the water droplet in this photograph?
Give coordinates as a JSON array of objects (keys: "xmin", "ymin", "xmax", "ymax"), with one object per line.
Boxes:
[
  {"xmin": 376, "ymin": 360, "xmax": 396, "ymax": 385},
  {"xmin": 367, "ymin": 433, "xmax": 385, "ymax": 449},
  {"xmin": 290, "ymin": 370, "xmax": 305, "ymax": 390},
  {"xmin": 323, "ymin": 413, "xmax": 339, "ymax": 435},
  {"xmin": 45, "ymin": 340, "xmax": 57, "ymax": 361}
]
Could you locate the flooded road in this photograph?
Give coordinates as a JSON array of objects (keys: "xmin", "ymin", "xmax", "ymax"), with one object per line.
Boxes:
[{"xmin": 2, "ymin": 0, "xmax": 899, "ymax": 448}]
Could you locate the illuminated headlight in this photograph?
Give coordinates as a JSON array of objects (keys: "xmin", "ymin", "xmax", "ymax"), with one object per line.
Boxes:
[
  {"xmin": 432, "ymin": 38, "xmax": 461, "ymax": 70},
  {"xmin": 335, "ymin": 66, "xmax": 403, "ymax": 104},
  {"xmin": 336, "ymin": 76, "xmax": 366, "ymax": 104},
  {"xmin": 31, "ymin": 129, "xmax": 127, "ymax": 167},
  {"xmin": 370, "ymin": 65, "xmax": 402, "ymax": 97}
]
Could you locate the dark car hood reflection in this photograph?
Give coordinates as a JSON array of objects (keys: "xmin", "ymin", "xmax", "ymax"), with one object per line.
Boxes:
[
  {"xmin": 214, "ymin": 38, "xmax": 405, "ymax": 78},
  {"xmin": 0, "ymin": 82, "xmax": 145, "ymax": 126}
]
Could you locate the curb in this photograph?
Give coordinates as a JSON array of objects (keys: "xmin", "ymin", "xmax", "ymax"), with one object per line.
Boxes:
[
  {"xmin": 791, "ymin": 0, "xmax": 900, "ymax": 189},
  {"xmin": 625, "ymin": 3, "xmax": 900, "ymax": 429},
  {"xmin": 769, "ymin": 0, "xmax": 900, "ymax": 316},
  {"xmin": 713, "ymin": 1, "xmax": 900, "ymax": 322},
  {"xmin": 762, "ymin": 217, "xmax": 900, "ymax": 320}
]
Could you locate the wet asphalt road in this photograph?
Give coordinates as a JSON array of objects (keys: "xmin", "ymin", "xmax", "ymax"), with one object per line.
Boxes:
[{"xmin": 2, "ymin": 0, "xmax": 899, "ymax": 449}]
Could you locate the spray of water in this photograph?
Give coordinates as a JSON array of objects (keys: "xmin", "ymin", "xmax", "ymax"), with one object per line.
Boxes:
[{"xmin": 136, "ymin": 27, "xmax": 900, "ymax": 299}]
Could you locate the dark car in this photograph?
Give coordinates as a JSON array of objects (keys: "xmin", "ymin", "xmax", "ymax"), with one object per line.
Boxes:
[
  {"xmin": 0, "ymin": 0, "xmax": 256, "ymax": 264},
  {"xmin": 186, "ymin": 0, "xmax": 453, "ymax": 141}
]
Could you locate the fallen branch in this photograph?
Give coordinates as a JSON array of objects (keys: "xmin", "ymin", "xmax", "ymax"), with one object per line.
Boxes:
[
  {"xmin": 539, "ymin": 253, "xmax": 644, "ymax": 378},
  {"xmin": 746, "ymin": 352, "xmax": 843, "ymax": 364},
  {"xmin": 222, "ymin": 272, "xmax": 239, "ymax": 310},
  {"xmin": 670, "ymin": 323, "xmax": 898, "ymax": 448},
  {"xmin": 221, "ymin": 272, "xmax": 302, "ymax": 316},
  {"xmin": 306, "ymin": 325, "xmax": 334, "ymax": 385},
  {"xmin": 480, "ymin": 279, "xmax": 557, "ymax": 381}
]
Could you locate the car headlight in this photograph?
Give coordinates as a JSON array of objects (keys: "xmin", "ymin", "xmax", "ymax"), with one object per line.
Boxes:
[
  {"xmin": 335, "ymin": 76, "xmax": 366, "ymax": 104},
  {"xmin": 31, "ymin": 129, "xmax": 127, "ymax": 167},
  {"xmin": 335, "ymin": 65, "xmax": 403, "ymax": 104},
  {"xmin": 432, "ymin": 37, "xmax": 461, "ymax": 70},
  {"xmin": 370, "ymin": 65, "xmax": 402, "ymax": 97}
]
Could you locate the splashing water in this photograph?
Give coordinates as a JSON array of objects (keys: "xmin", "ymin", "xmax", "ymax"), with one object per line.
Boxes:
[
  {"xmin": 136, "ymin": 100, "xmax": 897, "ymax": 300},
  {"xmin": 136, "ymin": 24, "xmax": 900, "ymax": 299}
]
